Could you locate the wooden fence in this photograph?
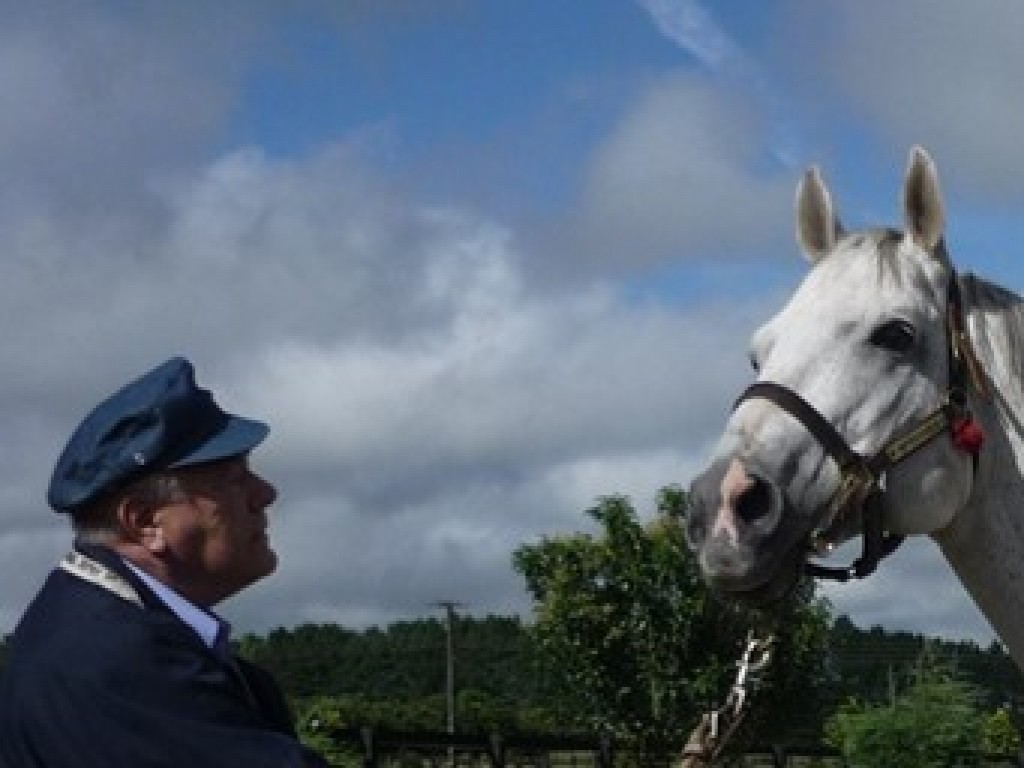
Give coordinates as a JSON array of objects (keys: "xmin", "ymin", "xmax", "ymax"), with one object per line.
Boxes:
[{"xmin": 313, "ymin": 726, "xmax": 1024, "ymax": 767}]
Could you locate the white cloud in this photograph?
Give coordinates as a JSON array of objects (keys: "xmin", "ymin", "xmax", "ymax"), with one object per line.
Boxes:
[
  {"xmin": 0, "ymin": 3, "xmax": 267, "ymax": 222},
  {"xmin": 541, "ymin": 449, "xmax": 693, "ymax": 519},
  {"xmin": 570, "ymin": 72, "xmax": 792, "ymax": 269},
  {"xmin": 781, "ymin": 0, "xmax": 1024, "ymax": 199}
]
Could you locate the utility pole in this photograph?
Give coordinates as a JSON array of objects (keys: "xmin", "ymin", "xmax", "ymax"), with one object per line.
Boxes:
[{"xmin": 432, "ymin": 600, "xmax": 464, "ymax": 735}]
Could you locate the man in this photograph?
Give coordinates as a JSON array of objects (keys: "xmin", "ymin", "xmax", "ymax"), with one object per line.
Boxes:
[{"xmin": 0, "ymin": 357, "xmax": 328, "ymax": 767}]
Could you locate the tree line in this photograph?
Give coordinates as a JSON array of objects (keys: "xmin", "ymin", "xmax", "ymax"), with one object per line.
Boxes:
[
  {"xmin": 233, "ymin": 614, "xmax": 1023, "ymax": 719},
  {"xmin": 230, "ymin": 610, "xmax": 1023, "ymax": 762}
]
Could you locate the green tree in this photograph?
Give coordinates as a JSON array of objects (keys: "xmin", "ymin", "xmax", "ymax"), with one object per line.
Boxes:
[
  {"xmin": 296, "ymin": 696, "xmax": 359, "ymax": 767},
  {"xmin": 513, "ymin": 486, "xmax": 830, "ymax": 757},
  {"xmin": 822, "ymin": 616, "xmax": 1024, "ymax": 731},
  {"xmin": 825, "ymin": 648, "xmax": 986, "ymax": 767},
  {"xmin": 983, "ymin": 706, "xmax": 1020, "ymax": 756}
]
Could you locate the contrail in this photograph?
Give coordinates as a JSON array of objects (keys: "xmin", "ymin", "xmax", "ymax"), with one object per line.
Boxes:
[
  {"xmin": 636, "ymin": 0, "xmax": 746, "ymax": 73},
  {"xmin": 635, "ymin": 0, "xmax": 803, "ymax": 169}
]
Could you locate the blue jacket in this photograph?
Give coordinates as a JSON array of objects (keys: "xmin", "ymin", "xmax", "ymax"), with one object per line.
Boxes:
[{"xmin": 0, "ymin": 545, "xmax": 327, "ymax": 767}]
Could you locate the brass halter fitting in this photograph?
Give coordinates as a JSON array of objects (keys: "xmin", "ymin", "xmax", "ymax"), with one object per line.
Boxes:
[{"xmin": 810, "ymin": 460, "xmax": 876, "ymax": 556}]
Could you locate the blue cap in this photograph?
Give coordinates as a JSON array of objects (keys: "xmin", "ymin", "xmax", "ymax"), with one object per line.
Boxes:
[{"xmin": 47, "ymin": 357, "xmax": 269, "ymax": 513}]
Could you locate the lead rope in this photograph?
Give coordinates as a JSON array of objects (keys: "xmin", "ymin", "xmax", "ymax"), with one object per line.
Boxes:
[{"xmin": 679, "ymin": 631, "xmax": 775, "ymax": 767}]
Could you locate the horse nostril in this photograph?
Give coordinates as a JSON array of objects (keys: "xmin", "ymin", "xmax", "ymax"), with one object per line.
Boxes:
[{"xmin": 735, "ymin": 474, "xmax": 773, "ymax": 523}]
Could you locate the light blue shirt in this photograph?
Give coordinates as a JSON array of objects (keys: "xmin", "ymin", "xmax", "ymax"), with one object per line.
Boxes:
[{"xmin": 122, "ymin": 560, "xmax": 226, "ymax": 649}]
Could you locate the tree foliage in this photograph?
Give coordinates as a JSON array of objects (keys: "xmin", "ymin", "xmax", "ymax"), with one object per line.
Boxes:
[
  {"xmin": 826, "ymin": 616, "xmax": 1024, "ymax": 712},
  {"xmin": 512, "ymin": 487, "xmax": 830, "ymax": 754},
  {"xmin": 237, "ymin": 615, "xmax": 541, "ymax": 705},
  {"xmin": 984, "ymin": 706, "xmax": 1021, "ymax": 756},
  {"xmin": 825, "ymin": 648, "xmax": 987, "ymax": 767}
]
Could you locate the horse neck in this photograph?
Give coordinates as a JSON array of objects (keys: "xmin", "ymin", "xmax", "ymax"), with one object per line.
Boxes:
[{"xmin": 932, "ymin": 273, "xmax": 1024, "ymax": 666}]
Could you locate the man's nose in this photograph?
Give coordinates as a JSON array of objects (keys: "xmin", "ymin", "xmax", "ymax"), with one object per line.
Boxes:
[{"xmin": 250, "ymin": 472, "xmax": 278, "ymax": 508}]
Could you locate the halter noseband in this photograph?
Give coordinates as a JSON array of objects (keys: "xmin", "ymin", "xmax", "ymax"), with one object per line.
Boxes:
[{"xmin": 733, "ymin": 269, "xmax": 988, "ymax": 582}]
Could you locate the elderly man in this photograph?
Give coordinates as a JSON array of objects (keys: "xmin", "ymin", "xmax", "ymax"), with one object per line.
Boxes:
[{"xmin": 0, "ymin": 357, "xmax": 328, "ymax": 767}]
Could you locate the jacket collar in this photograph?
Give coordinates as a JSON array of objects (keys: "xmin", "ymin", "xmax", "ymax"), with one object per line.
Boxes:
[{"xmin": 72, "ymin": 543, "xmax": 173, "ymax": 614}]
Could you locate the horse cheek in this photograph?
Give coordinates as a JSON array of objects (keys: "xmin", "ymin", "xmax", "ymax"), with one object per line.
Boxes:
[{"xmin": 885, "ymin": 452, "xmax": 970, "ymax": 534}]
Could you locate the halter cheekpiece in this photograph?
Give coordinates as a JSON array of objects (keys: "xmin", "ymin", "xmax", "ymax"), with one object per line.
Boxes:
[{"xmin": 733, "ymin": 266, "xmax": 989, "ymax": 582}]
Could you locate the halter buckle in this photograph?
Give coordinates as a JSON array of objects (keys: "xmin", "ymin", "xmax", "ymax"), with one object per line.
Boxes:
[{"xmin": 810, "ymin": 460, "xmax": 875, "ymax": 555}]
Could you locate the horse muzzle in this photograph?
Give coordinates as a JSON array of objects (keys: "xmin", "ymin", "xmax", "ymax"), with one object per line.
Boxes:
[{"xmin": 686, "ymin": 455, "xmax": 804, "ymax": 603}]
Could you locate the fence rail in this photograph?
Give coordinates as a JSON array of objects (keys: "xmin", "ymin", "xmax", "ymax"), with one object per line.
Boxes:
[
  {"xmin": 315, "ymin": 726, "xmax": 1023, "ymax": 767},
  {"xmin": 321, "ymin": 727, "xmax": 613, "ymax": 768}
]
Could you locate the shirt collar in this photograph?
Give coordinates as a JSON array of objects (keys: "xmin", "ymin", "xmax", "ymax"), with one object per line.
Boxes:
[{"xmin": 122, "ymin": 559, "xmax": 226, "ymax": 649}]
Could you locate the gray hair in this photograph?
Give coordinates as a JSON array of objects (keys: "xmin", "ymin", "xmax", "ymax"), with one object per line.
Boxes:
[{"xmin": 71, "ymin": 471, "xmax": 187, "ymax": 545}]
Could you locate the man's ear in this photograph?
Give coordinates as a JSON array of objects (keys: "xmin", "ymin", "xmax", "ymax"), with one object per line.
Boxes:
[{"xmin": 116, "ymin": 496, "xmax": 166, "ymax": 554}]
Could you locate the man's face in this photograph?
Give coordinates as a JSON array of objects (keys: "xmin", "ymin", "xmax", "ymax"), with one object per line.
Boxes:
[{"xmin": 154, "ymin": 455, "xmax": 278, "ymax": 606}]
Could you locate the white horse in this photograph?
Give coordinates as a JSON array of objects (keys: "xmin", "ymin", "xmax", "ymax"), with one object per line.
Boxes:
[{"xmin": 686, "ymin": 146, "xmax": 1024, "ymax": 669}]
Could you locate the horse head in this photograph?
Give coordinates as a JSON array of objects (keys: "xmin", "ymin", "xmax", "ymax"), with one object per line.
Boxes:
[{"xmin": 686, "ymin": 147, "xmax": 981, "ymax": 606}]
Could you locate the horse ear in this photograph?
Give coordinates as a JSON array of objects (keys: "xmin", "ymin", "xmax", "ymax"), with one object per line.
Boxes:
[
  {"xmin": 903, "ymin": 146, "xmax": 945, "ymax": 252},
  {"xmin": 796, "ymin": 166, "xmax": 843, "ymax": 263}
]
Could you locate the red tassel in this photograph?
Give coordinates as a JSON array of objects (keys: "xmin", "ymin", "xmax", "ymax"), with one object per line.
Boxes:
[{"xmin": 951, "ymin": 417, "xmax": 984, "ymax": 455}]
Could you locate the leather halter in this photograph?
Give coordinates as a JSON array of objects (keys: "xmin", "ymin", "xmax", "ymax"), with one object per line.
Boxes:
[{"xmin": 733, "ymin": 269, "xmax": 987, "ymax": 582}]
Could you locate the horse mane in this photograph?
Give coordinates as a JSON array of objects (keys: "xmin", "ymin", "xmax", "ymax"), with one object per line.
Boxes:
[{"xmin": 961, "ymin": 272, "xmax": 1024, "ymax": 415}]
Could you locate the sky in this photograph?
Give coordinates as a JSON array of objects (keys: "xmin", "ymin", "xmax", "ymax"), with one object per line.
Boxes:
[{"xmin": 2, "ymin": 0, "xmax": 1024, "ymax": 647}]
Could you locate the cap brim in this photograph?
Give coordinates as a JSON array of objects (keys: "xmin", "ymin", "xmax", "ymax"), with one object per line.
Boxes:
[{"xmin": 168, "ymin": 415, "xmax": 269, "ymax": 469}]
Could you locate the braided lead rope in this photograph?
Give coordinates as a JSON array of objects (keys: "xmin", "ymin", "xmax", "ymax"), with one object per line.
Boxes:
[{"xmin": 679, "ymin": 632, "xmax": 775, "ymax": 767}]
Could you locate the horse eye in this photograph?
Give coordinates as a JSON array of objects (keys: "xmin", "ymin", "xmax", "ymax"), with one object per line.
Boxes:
[
  {"xmin": 869, "ymin": 319, "xmax": 916, "ymax": 353},
  {"xmin": 748, "ymin": 351, "xmax": 760, "ymax": 372}
]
